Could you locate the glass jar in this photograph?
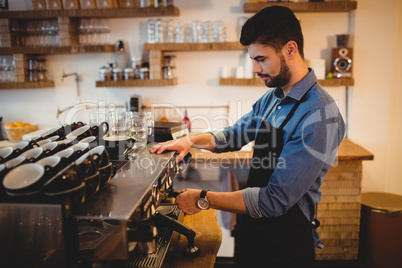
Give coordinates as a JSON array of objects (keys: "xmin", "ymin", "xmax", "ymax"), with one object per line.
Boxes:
[
  {"xmin": 112, "ymin": 68, "xmax": 124, "ymax": 81},
  {"xmin": 28, "ymin": 58, "xmax": 38, "ymax": 70},
  {"xmin": 7, "ymin": 65, "xmax": 15, "ymax": 82},
  {"xmin": 37, "ymin": 70, "xmax": 47, "ymax": 81},
  {"xmin": 137, "ymin": 0, "xmax": 150, "ymax": 8},
  {"xmin": 29, "ymin": 70, "xmax": 39, "ymax": 82},
  {"xmin": 139, "ymin": 68, "xmax": 149, "ymax": 80},
  {"xmin": 124, "ymin": 68, "xmax": 135, "ymax": 80},
  {"xmin": 162, "ymin": 66, "xmax": 173, "ymax": 79},
  {"xmin": 37, "ymin": 59, "xmax": 46, "ymax": 71},
  {"xmin": 99, "ymin": 67, "xmax": 112, "ymax": 81}
]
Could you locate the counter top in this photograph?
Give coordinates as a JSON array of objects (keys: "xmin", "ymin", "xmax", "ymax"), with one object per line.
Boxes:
[
  {"xmin": 189, "ymin": 138, "xmax": 374, "ymax": 163},
  {"xmin": 162, "ymin": 209, "xmax": 222, "ymax": 268}
]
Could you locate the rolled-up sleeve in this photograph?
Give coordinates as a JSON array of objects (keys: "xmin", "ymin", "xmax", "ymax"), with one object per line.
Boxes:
[
  {"xmin": 209, "ymin": 110, "xmax": 260, "ymax": 153},
  {"xmin": 210, "ymin": 129, "xmax": 229, "ymax": 153},
  {"xmin": 242, "ymin": 187, "xmax": 264, "ymax": 218}
]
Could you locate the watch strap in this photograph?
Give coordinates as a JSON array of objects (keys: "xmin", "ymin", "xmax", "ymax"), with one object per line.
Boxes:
[{"xmin": 200, "ymin": 189, "xmax": 209, "ymax": 199}]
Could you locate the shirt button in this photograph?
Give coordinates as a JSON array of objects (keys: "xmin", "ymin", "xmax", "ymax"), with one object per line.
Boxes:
[{"xmin": 277, "ymin": 106, "xmax": 282, "ymax": 110}]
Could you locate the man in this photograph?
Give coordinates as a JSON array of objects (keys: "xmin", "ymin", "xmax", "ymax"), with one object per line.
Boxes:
[{"xmin": 150, "ymin": 6, "xmax": 345, "ymax": 267}]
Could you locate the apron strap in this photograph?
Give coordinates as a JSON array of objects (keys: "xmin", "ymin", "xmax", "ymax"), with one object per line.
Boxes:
[
  {"xmin": 263, "ymin": 99, "xmax": 279, "ymax": 121},
  {"xmin": 278, "ymin": 82, "xmax": 316, "ymax": 130}
]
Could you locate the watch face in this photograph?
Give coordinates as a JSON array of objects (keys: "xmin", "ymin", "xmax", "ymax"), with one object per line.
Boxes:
[{"xmin": 197, "ymin": 198, "xmax": 209, "ymax": 210}]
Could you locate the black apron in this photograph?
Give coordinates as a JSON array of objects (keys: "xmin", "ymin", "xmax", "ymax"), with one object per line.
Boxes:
[{"xmin": 235, "ymin": 89, "xmax": 316, "ymax": 267}]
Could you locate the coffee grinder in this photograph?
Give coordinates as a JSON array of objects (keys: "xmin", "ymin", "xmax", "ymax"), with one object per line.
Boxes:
[{"xmin": 129, "ymin": 94, "xmax": 142, "ymax": 112}]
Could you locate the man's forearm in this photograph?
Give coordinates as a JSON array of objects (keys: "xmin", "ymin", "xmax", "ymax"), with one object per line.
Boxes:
[
  {"xmin": 186, "ymin": 132, "xmax": 217, "ymax": 152},
  {"xmin": 207, "ymin": 190, "xmax": 247, "ymax": 214},
  {"xmin": 175, "ymin": 189, "xmax": 247, "ymax": 215}
]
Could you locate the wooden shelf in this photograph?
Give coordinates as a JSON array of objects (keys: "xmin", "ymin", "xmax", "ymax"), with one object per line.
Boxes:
[
  {"xmin": 96, "ymin": 78, "xmax": 178, "ymax": 87},
  {"xmin": 318, "ymin": 78, "xmax": 354, "ymax": 86},
  {"xmin": 0, "ymin": 45, "xmax": 114, "ymax": 55},
  {"xmin": 0, "ymin": 81, "xmax": 55, "ymax": 89},
  {"xmin": 220, "ymin": 78, "xmax": 264, "ymax": 86},
  {"xmin": 220, "ymin": 78, "xmax": 354, "ymax": 87},
  {"xmin": 244, "ymin": 1, "xmax": 357, "ymax": 13},
  {"xmin": 144, "ymin": 42, "xmax": 245, "ymax": 51},
  {"xmin": 0, "ymin": 6, "xmax": 180, "ymax": 19}
]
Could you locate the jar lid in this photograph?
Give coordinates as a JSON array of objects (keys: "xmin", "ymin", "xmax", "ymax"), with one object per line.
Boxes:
[
  {"xmin": 124, "ymin": 68, "xmax": 134, "ymax": 73},
  {"xmin": 113, "ymin": 68, "xmax": 123, "ymax": 73},
  {"xmin": 100, "ymin": 68, "xmax": 112, "ymax": 74},
  {"xmin": 140, "ymin": 68, "xmax": 149, "ymax": 71}
]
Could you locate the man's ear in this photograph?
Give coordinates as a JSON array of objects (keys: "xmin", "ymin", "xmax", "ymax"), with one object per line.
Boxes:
[{"xmin": 284, "ymin": 41, "xmax": 298, "ymax": 59}]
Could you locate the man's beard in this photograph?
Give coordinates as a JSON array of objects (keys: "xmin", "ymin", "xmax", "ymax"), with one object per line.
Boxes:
[{"xmin": 263, "ymin": 55, "xmax": 291, "ymax": 88}]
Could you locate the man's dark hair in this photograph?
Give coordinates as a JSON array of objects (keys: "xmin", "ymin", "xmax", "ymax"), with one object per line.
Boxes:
[{"xmin": 240, "ymin": 6, "xmax": 305, "ymax": 58}]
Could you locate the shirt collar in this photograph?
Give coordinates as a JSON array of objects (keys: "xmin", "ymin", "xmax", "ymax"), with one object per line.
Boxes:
[{"xmin": 273, "ymin": 68, "xmax": 317, "ymax": 101}]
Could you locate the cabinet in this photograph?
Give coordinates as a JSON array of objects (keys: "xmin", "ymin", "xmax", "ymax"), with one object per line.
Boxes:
[
  {"xmin": 0, "ymin": 6, "xmax": 180, "ymax": 90},
  {"xmin": 0, "ymin": 2, "xmax": 357, "ymax": 90},
  {"xmin": 140, "ymin": 1, "xmax": 357, "ymax": 88}
]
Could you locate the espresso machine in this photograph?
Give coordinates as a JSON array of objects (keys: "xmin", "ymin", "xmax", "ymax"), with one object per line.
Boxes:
[{"xmin": 0, "ymin": 145, "xmax": 197, "ymax": 268}]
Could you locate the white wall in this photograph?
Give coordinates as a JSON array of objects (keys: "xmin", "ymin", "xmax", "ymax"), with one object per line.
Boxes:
[
  {"xmin": 348, "ymin": 0, "xmax": 402, "ymax": 196},
  {"xmin": 2, "ymin": 0, "xmax": 401, "ymax": 196}
]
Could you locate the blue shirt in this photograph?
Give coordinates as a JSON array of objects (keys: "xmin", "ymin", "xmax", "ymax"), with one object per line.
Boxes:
[{"xmin": 211, "ymin": 69, "xmax": 345, "ymax": 247}]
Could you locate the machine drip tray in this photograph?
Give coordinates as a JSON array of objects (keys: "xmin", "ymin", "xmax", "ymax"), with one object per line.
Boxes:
[{"xmin": 116, "ymin": 204, "xmax": 182, "ymax": 268}]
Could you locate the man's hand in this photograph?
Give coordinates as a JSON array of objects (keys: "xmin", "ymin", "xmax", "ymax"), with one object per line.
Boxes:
[
  {"xmin": 149, "ymin": 136, "xmax": 193, "ymax": 162},
  {"xmin": 175, "ymin": 189, "xmax": 202, "ymax": 215}
]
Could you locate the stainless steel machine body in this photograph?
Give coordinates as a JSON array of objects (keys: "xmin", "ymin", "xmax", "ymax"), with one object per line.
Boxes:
[{"xmin": 0, "ymin": 145, "xmax": 182, "ymax": 267}]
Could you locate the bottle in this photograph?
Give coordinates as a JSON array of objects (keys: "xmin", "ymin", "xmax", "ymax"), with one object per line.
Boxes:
[
  {"xmin": 182, "ymin": 109, "xmax": 191, "ymax": 132},
  {"xmin": 160, "ymin": 110, "xmax": 169, "ymax": 122}
]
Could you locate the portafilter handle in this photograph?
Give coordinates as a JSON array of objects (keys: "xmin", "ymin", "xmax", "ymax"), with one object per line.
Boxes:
[
  {"xmin": 167, "ymin": 189, "xmax": 181, "ymax": 198},
  {"xmin": 153, "ymin": 211, "xmax": 200, "ymax": 258}
]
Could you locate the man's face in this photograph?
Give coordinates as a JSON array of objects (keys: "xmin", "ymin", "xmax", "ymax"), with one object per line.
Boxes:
[{"xmin": 248, "ymin": 43, "xmax": 291, "ymax": 88}]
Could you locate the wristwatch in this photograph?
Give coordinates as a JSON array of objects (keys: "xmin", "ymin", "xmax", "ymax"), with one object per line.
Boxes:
[{"xmin": 196, "ymin": 189, "xmax": 210, "ymax": 210}]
